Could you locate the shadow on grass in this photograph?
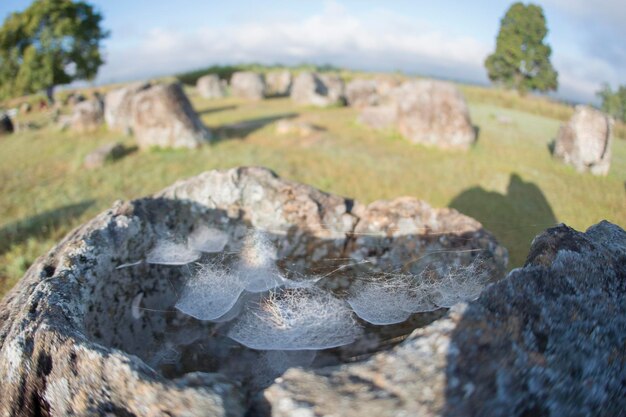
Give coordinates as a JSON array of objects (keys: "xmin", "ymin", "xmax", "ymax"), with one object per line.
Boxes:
[
  {"xmin": 197, "ymin": 105, "xmax": 238, "ymax": 116},
  {"xmin": 0, "ymin": 200, "xmax": 95, "ymax": 255},
  {"xmin": 214, "ymin": 113, "xmax": 298, "ymax": 142},
  {"xmin": 449, "ymin": 174, "xmax": 557, "ymax": 269}
]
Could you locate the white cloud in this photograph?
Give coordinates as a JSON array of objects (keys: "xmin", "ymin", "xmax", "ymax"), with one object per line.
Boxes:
[
  {"xmin": 98, "ymin": 2, "xmax": 490, "ymax": 85},
  {"xmin": 96, "ymin": 1, "xmax": 621, "ymax": 103}
]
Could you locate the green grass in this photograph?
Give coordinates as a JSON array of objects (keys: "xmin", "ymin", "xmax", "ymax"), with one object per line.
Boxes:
[{"xmin": 1, "ymin": 82, "xmax": 625, "ymax": 297}]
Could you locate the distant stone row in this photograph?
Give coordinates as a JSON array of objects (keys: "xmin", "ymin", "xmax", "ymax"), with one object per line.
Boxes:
[
  {"xmin": 198, "ymin": 71, "xmax": 614, "ymax": 175},
  {"xmin": 4, "ymin": 70, "xmax": 612, "ymax": 176},
  {"xmin": 61, "ymin": 82, "xmax": 212, "ymax": 150}
]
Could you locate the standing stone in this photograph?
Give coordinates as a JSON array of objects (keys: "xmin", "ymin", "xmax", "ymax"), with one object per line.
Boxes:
[
  {"xmin": 265, "ymin": 70, "xmax": 293, "ymax": 97},
  {"xmin": 131, "ymin": 83, "xmax": 211, "ymax": 149},
  {"xmin": 291, "ymin": 72, "xmax": 345, "ymax": 107},
  {"xmin": 196, "ymin": 74, "xmax": 226, "ymax": 99},
  {"xmin": 359, "ymin": 80, "xmax": 476, "ymax": 150},
  {"xmin": 319, "ymin": 74, "xmax": 346, "ymax": 105},
  {"xmin": 346, "ymin": 79, "xmax": 379, "ymax": 108},
  {"xmin": 0, "ymin": 114, "xmax": 14, "ymax": 136},
  {"xmin": 230, "ymin": 72, "xmax": 266, "ymax": 100},
  {"xmin": 104, "ymin": 82, "xmax": 151, "ymax": 135},
  {"xmin": 553, "ymin": 105, "xmax": 613, "ymax": 176},
  {"xmin": 394, "ymin": 80, "xmax": 476, "ymax": 150},
  {"xmin": 69, "ymin": 97, "xmax": 104, "ymax": 133}
]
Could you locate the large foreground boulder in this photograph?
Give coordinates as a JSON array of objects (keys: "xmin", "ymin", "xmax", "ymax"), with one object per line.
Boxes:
[
  {"xmin": 196, "ymin": 74, "xmax": 226, "ymax": 99},
  {"xmin": 68, "ymin": 97, "xmax": 104, "ymax": 133},
  {"xmin": 0, "ymin": 167, "xmax": 507, "ymax": 416},
  {"xmin": 265, "ymin": 70, "xmax": 292, "ymax": 97},
  {"xmin": 230, "ymin": 72, "xmax": 266, "ymax": 100},
  {"xmin": 553, "ymin": 105, "xmax": 613, "ymax": 175},
  {"xmin": 263, "ymin": 220, "xmax": 626, "ymax": 416},
  {"xmin": 360, "ymin": 80, "xmax": 476, "ymax": 150},
  {"xmin": 131, "ymin": 83, "xmax": 211, "ymax": 149},
  {"xmin": 104, "ymin": 82, "xmax": 151, "ymax": 134},
  {"xmin": 291, "ymin": 72, "xmax": 345, "ymax": 107}
]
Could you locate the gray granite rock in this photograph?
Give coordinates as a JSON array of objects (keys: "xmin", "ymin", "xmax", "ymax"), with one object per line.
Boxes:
[
  {"xmin": 291, "ymin": 72, "xmax": 345, "ymax": 107},
  {"xmin": 395, "ymin": 80, "xmax": 476, "ymax": 150},
  {"xmin": 196, "ymin": 75, "xmax": 226, "ymax": 100},
  {"xmin": 554, "ymin": 105, "xmax": 613, "ymax": 176},
  {"xmin": 346, "ymin": 79, "xmax": 380, "ymax": 108},
  {"xmin": 104, "ymin": 81, "xmax": 152, "ymax": 135},
  {"xmin": 130, "ymin": 83, "xmax": 212, "ymax": 149},
  {"xmin": 261, "ymin": 221, "xmax": 626, "ymax": 417},
  {"xmin": 266, "ymin": 71, "xmax": 292, "ymax": 97},
  {"xmin": 0, "ymin": 167, "xmax": 506, "ymax": 416},
  {"xmin": 230, "ymin": 72, "xmax": 266, "ymax": 100},
  {"xmin": 68, "ymin": 97, "xmax": 104, "ymax": 133},
  {"xmin": 359, "ymin": 80, "xmax": 476, "ymax": 150}
]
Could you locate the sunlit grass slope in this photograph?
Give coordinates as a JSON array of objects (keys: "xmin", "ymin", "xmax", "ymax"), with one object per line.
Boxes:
[{"xmin": 1, "ymin": 84, "xmax": 624, "ymax": 296}]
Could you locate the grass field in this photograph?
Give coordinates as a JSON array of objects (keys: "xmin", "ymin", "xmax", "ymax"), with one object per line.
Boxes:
[{"xmin": 1, "ymin": 81, "xmax": 625, "ymax": 297}]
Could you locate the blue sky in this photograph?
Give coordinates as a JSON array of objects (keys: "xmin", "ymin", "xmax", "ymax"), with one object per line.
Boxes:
[{"xmin": 1, "ymin": 0, "xmax": 625, "ymax": 103}]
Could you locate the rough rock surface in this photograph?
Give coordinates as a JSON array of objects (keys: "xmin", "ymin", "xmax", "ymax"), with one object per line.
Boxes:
[
  {"xmin": 554, "ymin": 105, "xmax": 613, "ymax": 176},
  {"xmin": 131, "ymin": 83, "xmax": 211, "ymax": 149},
  {"xmin": 360, "ymin": 80, "xmax": 475, "ymax": 150},
  {"xmin": 291, "ymin": 72, "xmax": 345, "ymax": 107},
  {"xmin": 0, "ymin": 113, "xmax": 14, "ymax": 136},
  {"xmin": 68, "ymin": 98, "xmax": 104, "ymax": 133},
  {"xmin": 196, "ymin": 75, "xmax": 226, "ymax": 99},
  {"xmin": 83, "ymin": 142, "xmax": 128, "ymax": 169},
  {"xmin": 0, "ymin": 167, "xmax": 506, "ymax": 416},
  {"xmin": 230, "ymin": 72, "xmax": 266, "ymax": 100},
  {"xmin": 395, "ymin": 80, "xmax": 476, "ymax": 150},
  {"xmin": 346, "ymin": 79, "xmax": 379, "ymax": 108},
  {"xmin": 265, "ymin": 71, "xmax": 292, "ymax": 97},
  {"xmin": 104, "ymin": 82, "xmax": 151, "ymax": 134},
  {"xmin": 262, "ymin": 220, "xmax": 626, "ymax": 417}
]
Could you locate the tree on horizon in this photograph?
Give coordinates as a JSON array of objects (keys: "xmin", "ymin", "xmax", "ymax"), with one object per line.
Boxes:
[
  {"xmin": 0, "ymin": 0, "xmax": 109, "ymax": 102},
  {"xmin": 485, "ymin": 2, "xmax": 558, "ymax": 95}
]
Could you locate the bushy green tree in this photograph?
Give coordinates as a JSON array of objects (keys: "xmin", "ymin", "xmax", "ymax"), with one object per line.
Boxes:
[
  {"xmin": 0, "ymin": 0, "xmax": 108, "ymax": 101},
  {"xmin": 597, "ymin": 84, "xmax": 626, "ymax": 123},
  {"xmin": 485, "ymin": 2, "xmax": 558, "ymax": 94}
]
